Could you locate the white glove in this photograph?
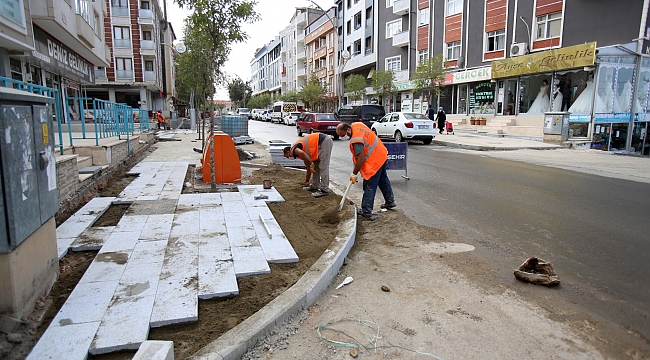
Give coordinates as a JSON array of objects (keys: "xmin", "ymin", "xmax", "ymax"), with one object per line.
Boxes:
[{"xmin": 349, "ymin": 173, "xmax": 358, "ymax": 184}]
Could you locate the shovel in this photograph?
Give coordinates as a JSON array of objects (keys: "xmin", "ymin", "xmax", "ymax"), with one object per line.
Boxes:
[{"xmin": 337, "ymin": 180, "xmax": 353, "ymax": 212}]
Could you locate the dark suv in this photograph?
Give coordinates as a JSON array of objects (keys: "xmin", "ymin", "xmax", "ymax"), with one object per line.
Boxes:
[{"xmin": 336, "ymin": 104, "xmax": 386, "ymax": 128}]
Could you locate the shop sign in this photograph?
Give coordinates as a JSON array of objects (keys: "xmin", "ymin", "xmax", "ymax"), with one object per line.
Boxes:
[
  {"xmin": 491, "ymin": 42, "xmax": 597, "ymax": 78},
  {"xmin": 640, "ymin": 113, "xmax": 650, "ymax": 122},
  {"xmin": 447, "ymin": 67, "xmax": 491, "ymax": 85},
  {"xmin": 394, "ymin": 80, "xmax": 415, "ymax": 91},
  {"xmin": 31, "ymin": 27, "xmax": 94, "ymax": 84},
  {"xmin": 569, "ymin": 114, "xmax": 591, "ymax": 122},
  {"xmin": 593, "ymin": 112, "xmax": 632, "ymax": 123}
]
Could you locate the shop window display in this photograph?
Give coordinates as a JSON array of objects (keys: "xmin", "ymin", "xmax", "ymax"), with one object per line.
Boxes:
[
  {"xmin": 469, "ymin": 82, "xmax": 495, "ymax": 115},
  {"xmin": 458, "ymin": 85, "xmax": 467, "ymax": 114},
  {"xmin": 596, "ymin": 58, "xmax": 636, "ymax": 114},
  {"xmin": 636, "ymin": 63, "xmax": 650, "ymax": 113},
  {"xmin": 553, "ymin": 70, "xmax": 590, "ymax": 113},
  {"xmin": 520, "ymin": 74, "xmax": 551, "ymax": 114}
]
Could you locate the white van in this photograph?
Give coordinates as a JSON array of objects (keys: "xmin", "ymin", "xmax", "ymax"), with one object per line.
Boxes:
[{"xmin": 271, "ymin": 101, "xmax": 297, "ymax": 123}]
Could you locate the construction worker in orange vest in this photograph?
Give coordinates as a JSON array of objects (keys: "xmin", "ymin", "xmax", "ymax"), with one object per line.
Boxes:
[
  {"xmin": 156, "ymin": 110, "xmax": 166, "ymax": 129},
  {"xmin": 283, "ymin": 132, "xmax": 333, "ymax": 198},
  {"xmin": 336, "ymin": 122, "xmax": 396, "ymax": 221}
]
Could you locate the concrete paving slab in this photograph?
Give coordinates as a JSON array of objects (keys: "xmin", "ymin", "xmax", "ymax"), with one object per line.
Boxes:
[
  {"xmin": 200, "ymin": 192, "xmax": 223, "ymax": 206},
  {"xmin": 220, "ymin": 192, "xmax": 243, "ymax": 203},
  {"xmin": 26, "ymin": 321, "xmax": 101, "ymax": 360},
  {"xmin": 79, "ymin": 252, "xmax": 130, "ymax": 284},
  {"xmin": 176, "ymin": 194, "xmax": 202, "ymax": 210},
  {"xmin": 127, "ymin": 240, "xmax": 168, "ymax": 266},
  {"xmin": 222, "ymin": 202, "xmax": 248, "ymax": 214},
  {"xmin": 237, "ymin": 185, "xmax": 284, "ymax": 203},
  {"xmin": 56, "ymin": 216, "xmax": 96, "ymax": 239},
  {"xmin": 199, "ymin": 207, "xmax": 226, "ymax": 236},
  {"xmin": 51, "ymin": 281, "xmax": 119, "ymax": 325},
  {"xmin": 133, "ymin": 340, "xmax": 174, "ymax": 360},
  {"xmin": 226, "ymin": 226, "xmax": 259, "ymax": 248},
  {"xmin": 113, "ymin": 215, "xmax": 148, "ymax": 233},
  {"xmin": 198, "ymin": 244, "xmax": 238, "ymax": 299},
  {"xmin": 139, "ymin": 214, "xmax": 174, "ymax": 241},
  {"xmin": 249, "ymin": 217, "xmax": 298, "ymax": 264},
  {"xmin": 76, "ymin": 197, "xmax": 116, "ymax": 216},
  {"xmin": 238, "ymin": 187, "xmax": 271, "ymax": 208},
  {"xmin": 57, "ymin": 237, "xmax": 76, "ymax": 259},
  {"xmin": 97, "ymin": 231, "xmax": 141, "ymax": 254},
  {"xmin": 70, "ymin": 226, "xmax": 115, "ymax": 251},
  {"xmin": 224, "ymin": 210, "xmax": 253, "ymax": 228},
  {"xmin": 170, "ymin": 211, "xmax": 201, "ymax": 240},
  {"xmin": 231, "ymin": 245, "xmax": 271, "ymax": 277}
]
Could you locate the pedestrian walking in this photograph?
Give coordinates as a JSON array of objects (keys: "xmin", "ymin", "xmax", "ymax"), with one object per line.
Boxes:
[
  {"xmin": 335, "ymin": 123, "xmax": 396, "ymax": 221},
  {"xmin": 435, "ymin": 107, "xmax": 446, "ymax": 134},
  {"xmin": 283, "ymin": 132, "xmax": 333, "ymax": 198},
  {"xmin": 427, "ymin": 104, "xmax": 435, "ymax": 122}
]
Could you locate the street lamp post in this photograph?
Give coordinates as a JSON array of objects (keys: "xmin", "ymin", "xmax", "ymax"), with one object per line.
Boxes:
[{"xmin": 307, "ymin": 0, "xmax": 348, "ymax": 110}]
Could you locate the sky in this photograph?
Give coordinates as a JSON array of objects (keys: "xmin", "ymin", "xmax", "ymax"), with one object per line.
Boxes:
[{"xmin": 165, "ymin": 0, "xmax": 332, "ymax": 99}]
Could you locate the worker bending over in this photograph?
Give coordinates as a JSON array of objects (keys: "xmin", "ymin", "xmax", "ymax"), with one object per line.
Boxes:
[{"xmin": 283, "ymin": 132, "xmax": 333, "ymax": 198}]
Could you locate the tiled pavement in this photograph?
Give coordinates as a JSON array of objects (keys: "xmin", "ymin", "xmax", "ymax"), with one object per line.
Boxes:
[{"xmin": 28, "ymin": 162, "xmax": 298, "ymax": 358}]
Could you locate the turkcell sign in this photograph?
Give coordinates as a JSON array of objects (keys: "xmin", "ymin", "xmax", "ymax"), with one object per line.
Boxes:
[{"xmin": 384, "ymin": 142, "xmax": 408, "ymax": 171}]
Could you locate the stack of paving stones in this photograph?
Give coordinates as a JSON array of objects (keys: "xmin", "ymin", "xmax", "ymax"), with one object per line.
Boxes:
[{"xmin": 27, "ymin": 162, "xmax": 297, "ymax": 359}]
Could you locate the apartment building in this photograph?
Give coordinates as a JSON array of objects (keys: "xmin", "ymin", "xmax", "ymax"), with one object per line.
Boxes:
[
  {"xmin": 305, "ymin": 7, "xmax": 338, "ymax": 112},
  {"xmin": 279, "ymin": 7, "xmax": 324, "ymax": 94},
  {"xmin": 87, "ymin": 0, "xmax": 174, "ymax": 114},
  {"xmin": 250, "ymin": 36, "xmax": 282, "ymax": 98},
  {"xmin": 0, "ymin": 0, "xmax": 111, "ymax": 122},
  {"xmin": 335, "ymin": 0, "xmax": 378, "ymax": 105}
]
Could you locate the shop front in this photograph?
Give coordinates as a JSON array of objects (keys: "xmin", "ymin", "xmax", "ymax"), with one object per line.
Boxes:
[
  {"xmin": 631, "ymin": 58, "xmax": 650, "ymax": 155},
  {"xmin": 491, "ymin": 42, "xmax": 597, "ymax": 135},
  {"xmin": 12, "ymin": 26, "xmax": 95, "ymax": 123}
]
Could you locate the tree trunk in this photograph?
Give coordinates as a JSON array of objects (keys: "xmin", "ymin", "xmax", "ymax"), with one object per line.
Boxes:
[{"xmin": 209, "ymin": 114, "xmax": 216, "ymax": 189}]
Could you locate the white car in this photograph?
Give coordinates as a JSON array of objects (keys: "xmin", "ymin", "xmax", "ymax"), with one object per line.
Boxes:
[
  {"xmin": 283, "ymin": 112, "xmax": 301, "ymax": 126},
  {"xmin": 371, "ymin": 112, "xmax": 436, "ymax": 144}
]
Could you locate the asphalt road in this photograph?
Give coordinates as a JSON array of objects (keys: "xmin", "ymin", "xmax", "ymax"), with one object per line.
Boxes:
[{"xmin": 247, "ymin": 119, "xmax": 650, "ymax": 342}]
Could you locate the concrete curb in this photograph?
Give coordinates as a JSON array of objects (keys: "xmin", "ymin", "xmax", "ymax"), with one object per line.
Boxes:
[
  {"xmin": 188, "ymin": 208, "xmax": 357, "ymax": 360},
  {"xmin": 432, "ymin": 139, "xmax": 559, "ymax": 151}
]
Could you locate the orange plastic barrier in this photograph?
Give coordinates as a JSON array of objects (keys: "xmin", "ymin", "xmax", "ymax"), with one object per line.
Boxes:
[{"xmin": 201, "ymin": 131, "xmax": 242, "ymax": 184}]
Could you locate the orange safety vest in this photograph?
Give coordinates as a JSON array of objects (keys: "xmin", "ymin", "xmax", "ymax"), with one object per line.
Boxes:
[
  {"xmin": 156, "ymin": 113, "xmax": 165, "ymax": 122},
  {"xmin": 291, "ymin": 133, "xmax": 319, "ymax": 161},
  {"xmin": 349, "ymin": 122, "xmax": 388, "ymax": 180}
]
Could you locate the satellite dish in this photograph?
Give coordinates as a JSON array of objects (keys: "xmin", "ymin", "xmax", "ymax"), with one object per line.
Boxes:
[
  {"xmin": 341, "ymin": 50, "xmax": 350, "ymax": 60},
  {"xmin": 174, "ymin": 42, "xmax": 186, "ymax": 54}
]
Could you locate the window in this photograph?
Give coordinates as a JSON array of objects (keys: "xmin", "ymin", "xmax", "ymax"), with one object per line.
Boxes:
[
  {"xmin": 347, "ymin": 20, "xmax": 351, "ymax": 35},
  {"xmin": 386, "ymin": 56, "xmax": 401, "ymax": 72},
  {"xmin": 112, "ymin": 0, "xmax": 127, "ymax": 7},
  {"xmin": 386, "ymin": 0, "xmax": 395, "ymax": 8},
  {"xmin": 114, "ymin": 26, "xmax": 130, "ymax": 47},
  {"xmin": 347, "ymin": 0, "xmax": 351, "ymax": 8},
  {"xmin": 1, "ymin": 0, "xmax": 25, "ymax": 26},
  {"xmin": 143, "ymin": 30, "xmax": 152, "ymax": 40},
  {"xmin": 446, "ymin": 41, "xmax": 461, "ymax": 60},
  {"xmin": 353, "ymin": 39, "xmax": 361, "ymax": 55},
  {"xmin": 145, "ymin": 60, "xmax": 153, "ymax": 71},
  {"xmin": 365, "ymin": 6, "xmax": 373, "ymax": 28},
  {"xmin": 140, "ymin": 1, "xmax": 149, "ymax": 9},
  {"xmin": 9, "ymin": 58, "xmax": 22, "ymax": 82},
  {"xmin": 418, "ymin": 49, "xmax": 428, "ymax": 65},
  {"xmin": 536, "ymin": 12, "xmax": 562, "ymax": 40},
  {"xmin": 329, "ymin": 55, "xmax": 334, "ymax": 70},
  {"xmin": 115, "ymin": 58, "xmax": 133, "ymax": 78},
  {"xmin": 418, "ymin": 8, "xmax": 429, "ymax": 26},
  {"xmin": 354, "ymin": 12, "xmax": 361, "ymax": 30},
  {"xmin": 319, "ymin": 58, "xmax": 326, "ymax": 70},
  {"xmin": 386, "ymin": 19, "xmax": 401, "ymax": 38},
  {"xmin": 365, "ymin": 36, "xmax": 372, "ymax": 55},
  {"xmin": 76, "ymin": 0, "xmax": 91, "ymax": 25},
  {"xmin": 94, "ymin": 12, "xmax": 101, "ymax": 36},
  {"xmin": 329, "ymin": 32, "xmax": 334, "ymax": 47},
  {"xmin": 486, "ymin": 29, "xmax": 505, "ymax": 52},
  {"xmin": 446, "ymin": 0, "xmax": 462, "ymax": 16}
]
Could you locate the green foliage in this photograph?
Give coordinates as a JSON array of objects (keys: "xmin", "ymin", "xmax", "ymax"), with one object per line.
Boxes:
[
  {"xmin": 247, "ymin": 93, "xmax": 272, "ymax": 109},
  {"xmin": 281, "ymin": 90, "xmax": 299, "ymax": 102},
  {"xmin": 299, "ymin": 76, "xmax": 326, "ymax": 110},
  {"xmin": 227, "ymin": 77, "xmax": 252, "ymax": 108},
  {"xmin": 411, "ymin": 54, "xmax": 447, "ymax": 101},
  {"xmin": 371, "ymin": 70, "xmax": 396, "ymax": 102},
  {"xmin": 174, "ymin": 17, "xmax": 214, "ymax": 110},
  {"xmin": 345, "ymin": 74, "xmax": 367, "ymax": 102}
]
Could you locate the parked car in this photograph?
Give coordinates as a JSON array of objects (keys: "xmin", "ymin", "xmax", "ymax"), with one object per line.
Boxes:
[
  {"xmin": 371, "ymin": 112, "xmax": 436, "ymax": 144},
  {"xmin": 283, "ymin": 112, "xmax": 301, "ymax": 126},
  {"xmin": 250, "ymin": 109, "xmax": 262, "ymax": 120},
  {"xmin": 272, "ymin": 101, "xmax": 298, "ymax": 122},
  {"xmin": 336, "ymin": 104, "xmax": 386, "ymax": 128},
  {"xmin": 236, "ymin": 108, "xmax": 250, "ymax": 118},
  {"xmin": 296, "ymin": 113, "xmax": 340, "ymax": 139}
]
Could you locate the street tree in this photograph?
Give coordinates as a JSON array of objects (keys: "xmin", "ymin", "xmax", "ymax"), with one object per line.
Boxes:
[
  {"xmin": 371, "ymin": 70, "xmax": 396, "ymax": 111},
  {"xmin": 299, "ymin": 76, "xmax": 325, "ymax": 110},
  {"xmin": 227, "ymin": 77, "xmax": 252, "ymax": 108},
  {"xmin": 174, "ymin": 0, "xmax": 258, "ymax": 188},
  {"xmin": 281, "ymin": 90, "xmax": 299, "ymax": 102},
  {"xmin": 411, "ymin": 54, "xmax": 447, "ymax": 108},
  {"xmin": 345, "ymin": 74, "xmax": 367, "ymax": 103}
]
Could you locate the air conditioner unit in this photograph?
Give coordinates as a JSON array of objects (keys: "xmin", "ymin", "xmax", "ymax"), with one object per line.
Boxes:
[{"xmin": 510, "ymin": 43, "xmax": 529, "ymax": 57}]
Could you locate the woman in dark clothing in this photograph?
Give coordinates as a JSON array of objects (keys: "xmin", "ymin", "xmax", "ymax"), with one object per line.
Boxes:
[{"xmin": 434, "ymin": 107, "xmax": 446, "ymax": 134}]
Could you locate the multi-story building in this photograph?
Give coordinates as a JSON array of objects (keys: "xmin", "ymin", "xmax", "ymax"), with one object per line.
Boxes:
[
  {"xmin": 0, "ymin": 0, "xmax": 111, "ymax": 122},
  {"xmin": 280, "ymin": 7, "xmax": 324, "ymax": 94},
  {"xmin": 250, "ymin": 44, "xmax": 266, "ymax": 95},
  {"xmin": 251, "ymin": 37, "xmax": 282, "ymax": 99},
  {"xmin": 305, "ymin": 7, "xmax": 338, "ymax": 112},
  {"xmin": 88, "ymin": 0, "xmax": 174, "ymax": 115}
]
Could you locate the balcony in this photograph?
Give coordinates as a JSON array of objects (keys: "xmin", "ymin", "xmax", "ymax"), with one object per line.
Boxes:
[
  {"xmin": 111, "ymin": 6, "xmax": 129, "ymax": 17},
  {"xmin": 366, "ymin": 18, "xmax": 373, "ymax": 29},
  {"xmin": 139, "ymin": 9, "xmax": 154, "ymax": 25},
  {"xmin": 140, "ymin": 40, "xmax": 156, "ymax": 55},
  {"xmin": 296, "ymin": 12, "xmax": 307, "ymax": 26},
  {"xmin": 297, "ymin": 51, "xmax": 306, "ymax": 60},
  {"xmin": 297, "ymin": 67, "xmax": 306, "ymax": 78},
  {"xmin": 144, "ymin": 71, "xmax": 156, "ymax": 81},
  {"xmin": 392, "ymin": 30, "xmax": 409, "ymax": 47},
  {"xmin": 114, "ymin": 39, "xmax": 132, "ymax": 48},
  {"xmin": 116, "ymin": 70, "xmax": 133, "ymax": 79},
  {"xmin": 297, "ymin": 31, "xmax": 305, "ymax": 43},
  {"xmin": 94, "ymin": 68, "xmax": 107, "ymax": 79},
  {"xmin": 393, "ymin": 0, "xmax": 409, "ymax": 16}
]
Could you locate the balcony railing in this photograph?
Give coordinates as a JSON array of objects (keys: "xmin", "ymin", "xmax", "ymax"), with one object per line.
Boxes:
[
  {"xmin": 297, "ymin": 51, "xmax": 306, "ymax": 59},
  {"xmin": 94, "ymin": 68, "xmax": 107, "ymax": 78},
  {"xmin": 393, "ymin": 0, "xmax": 409, "ymax": 16},
  {"xmin": 366, "ymin": 18, "xmax": 373, "ymax": 28},
  {"xmin": 140, "ymin": 40, "xmax": 155, "ymax": 49},
  {"xmin": 297, "ymin": 68, "xmax": 306, "ymax": 77},
  {"xmin": 114, "ymin": 39, "xmax": 131, "ymax": 48},
  {"xmin": 111, "ymin": 6, "xmax": 128, "ymax": 16},
  {"xmin": 139, "ymin": 9, "xmax": 153, "ymax": 19},
  {"xmin": 144, "ymin": 71, "xmax": 156, "ymax": 81},
  {"xmin": 296, "ymin": 12, "xmax": 307, "ymax": 25},
  {"xmin": 116, "ymin": 70, "xmax": 133, "ymax": 79},
  {"xmin": 392, "ymin": 31, "xmax": 409, "ymax": 47}
]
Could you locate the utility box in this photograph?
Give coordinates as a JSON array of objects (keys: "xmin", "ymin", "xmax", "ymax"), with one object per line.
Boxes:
[
  {"xmin": 0, "ymin": 88, "xmax": 59, "ymax": 318},
  {"xmin": 543, "ymin": 112, "xmax": 570, "ymax": 144}
]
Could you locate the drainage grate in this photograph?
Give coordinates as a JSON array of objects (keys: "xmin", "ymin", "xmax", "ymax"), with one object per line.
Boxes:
[{"xmin": 126, "ymin": 199, "xmax": 178, "ymax": 215}]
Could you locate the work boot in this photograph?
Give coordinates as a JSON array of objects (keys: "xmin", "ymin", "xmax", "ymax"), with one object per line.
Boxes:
[
  {"xmin": 303, "ymin": 185, "xmax": 317, "ymax": 191},
  {"xmin": 311, "ymin": 189, "xmax": 329, "ymax": 198},
  {"xmin": 356, "ymin": 208, "xmax": 377, "ymax": 221},
  {"xmin": 381, "ymin": 201, "xmax": 396, "ymax": 209}
]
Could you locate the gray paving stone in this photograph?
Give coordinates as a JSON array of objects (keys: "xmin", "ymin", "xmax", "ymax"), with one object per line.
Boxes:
[
  {"xmin": 52, "ymin": 281, "xmax": 119, "ymax": 326},
  {"xmin": 230, "ymin": 245, "xmax": 271, "ymax": 277},
  {"xmin": 200, "ymin": 192, "xmax": 222, "ymax": 206},
  {"xmin": 138, "ymin": 214, "xmax": 174, "ymax": 241},
  {"xmin": 220, "ymin": 192, "xmax": 243, "ymax": 203},
  {"xmin": 198, "ymin": 240, "xmax": 238, "ymax": 299},
  {"xmin": 226, "ymin": 226, "xmax": 259, "ymax": 248},
  {"xmin": 113, "ymin": 215, "xmax": 148, "ymax": 233},
  {"xmin": 176, "ymin": 194, "xmax": 202, "ymax": 210},
  {"xmin": 237, "ymin": 185, "xmax": 284, "ymax": 203},
  {"xmin": 70, "ymin": 226, "xmax": 115, "ymax": 251},
  {"xmin": 248, "ymin": 215, "xmax": 298, "ymax": 264},
  {"xmin": 26, "ymin": 321, "xmax": 101, "ymax": 360},
  {"xmin": 224, "ymin": 210, "xmax": 252, "ymax": 228},
  {"xmin": 57, "ymin": 237, "xmax": 76, "ymax": 259}
]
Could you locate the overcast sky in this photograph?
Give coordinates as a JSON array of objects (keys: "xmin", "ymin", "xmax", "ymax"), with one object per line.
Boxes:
[{"xmin": 165, "ymin": 0, "xmax": 331, "ymax": 99}]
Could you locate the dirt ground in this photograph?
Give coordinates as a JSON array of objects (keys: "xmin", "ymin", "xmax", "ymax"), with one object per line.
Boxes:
[{"xmin": 2, "ymin": 162, "xmax": 352, "ymax": 360}]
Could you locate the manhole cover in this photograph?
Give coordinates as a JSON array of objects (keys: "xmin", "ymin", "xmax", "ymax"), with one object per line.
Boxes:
[{"xmin": 126, "ymin": 199, "xmax": 178, "ymax": 215}]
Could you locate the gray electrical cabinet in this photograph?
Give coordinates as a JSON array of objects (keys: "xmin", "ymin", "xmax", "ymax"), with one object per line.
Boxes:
[
  {"xmin": 543, "ymin": 112, "xmax": 570, "ymax": 140},
  {"xmin": 0, "ymin": 88, "xmax": 59, "ymax": 253}
]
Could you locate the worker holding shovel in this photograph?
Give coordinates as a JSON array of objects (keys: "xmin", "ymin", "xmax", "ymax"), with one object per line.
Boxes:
[
  {"xmin": 283, "ymin": 132, "xmax": 333, "ymax": 198},
  {"xmin": 336, "ymin": 123, "xmax": 396, "ymax": 221}
]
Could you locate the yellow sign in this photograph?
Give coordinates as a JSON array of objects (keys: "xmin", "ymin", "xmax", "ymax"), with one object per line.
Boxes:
[
  {"xmin": 491, "ymin": 42, "xmax": 597, "ymax": 78},
  {"xmin": 42, "ymin": 124, "xmax": 48, "ymax": 145}
]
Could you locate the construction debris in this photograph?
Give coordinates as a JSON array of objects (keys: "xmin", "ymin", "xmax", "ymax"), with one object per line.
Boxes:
[{"xmin": 514, "ymin": 257, "xmax": 560, "ymax": 286}]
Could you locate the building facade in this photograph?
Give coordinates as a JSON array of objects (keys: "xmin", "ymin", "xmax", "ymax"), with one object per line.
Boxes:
[
  {"xmin": 87, "ymin": 0, "xmax": 174, "ymax": 115},
  {"xmin": 250, "ymin": 37, "xmax": 282, "ymax": 99},
  {"xmin": 305, "ymin": 7, "xmax": 338, "ymax": 112}
]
